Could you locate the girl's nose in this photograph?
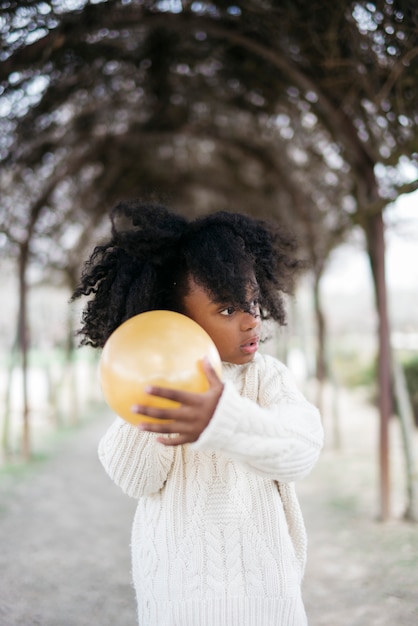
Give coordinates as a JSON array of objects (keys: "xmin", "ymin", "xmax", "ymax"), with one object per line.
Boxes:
[{"xmin": 240, "ymin": 310, "xmax": 260, "ymax": 330}]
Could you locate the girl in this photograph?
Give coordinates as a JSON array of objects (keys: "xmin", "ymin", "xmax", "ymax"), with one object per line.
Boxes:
[{"xmin": 72, "ymin": 200, "xmax": 323, "ymax": 626}]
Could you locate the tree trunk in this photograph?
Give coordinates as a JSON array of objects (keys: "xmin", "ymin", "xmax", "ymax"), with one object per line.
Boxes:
[
  {"xmin": 364, "ymin": 212, "xmax": 392, "ymax": 521},
  {"xmin": 1, "ymin": 338, "xmax": 19, "ymax": 461},
  {"xmin": 313, "ymin": 274, "xmax": 327, "ymax": 415},
  {"xmin": 313, "ymin": 273, "xmax": 342, "ymax": 449},
  {"xmin": 17, "ymin": 242, "xmax": 31, "ymax": 461},
  {"xmin": 65, "ymin": 304, "xmax": 79, "ymax": 425},
  {"xmin": 392, "ymin": 354, "xmax": 418, "ymax": 522}
]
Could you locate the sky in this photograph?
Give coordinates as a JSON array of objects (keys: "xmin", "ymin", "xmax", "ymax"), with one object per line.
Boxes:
[{"xmin": 321, "ymin": 189, "xmax": 418, "ymax": 294}]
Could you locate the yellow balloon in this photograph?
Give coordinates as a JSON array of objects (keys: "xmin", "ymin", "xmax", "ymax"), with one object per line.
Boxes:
[{"xmin": 99, "ymin": 310, "xmax": 222, "ymax": 425}]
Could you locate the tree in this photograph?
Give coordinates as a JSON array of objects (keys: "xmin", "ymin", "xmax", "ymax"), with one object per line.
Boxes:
[{"xmin": 1, "ymin": 0, "xmax": 417, "ymax": 517}]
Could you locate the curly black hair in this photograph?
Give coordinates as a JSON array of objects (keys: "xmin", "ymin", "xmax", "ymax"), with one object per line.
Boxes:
[{"xmin": 71, "ymin": 200, "xmax": 305, "ymax": 348}]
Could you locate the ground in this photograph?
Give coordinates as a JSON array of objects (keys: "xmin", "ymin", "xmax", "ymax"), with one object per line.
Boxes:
[{"xmin": 0, "ymin": 387, "xmax": 417, "ymax": 626}]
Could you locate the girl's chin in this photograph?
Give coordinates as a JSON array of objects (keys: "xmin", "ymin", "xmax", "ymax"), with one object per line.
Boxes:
[{"xmin": 225, "ymin": 352, "xmax": 257, "ymax": 365}]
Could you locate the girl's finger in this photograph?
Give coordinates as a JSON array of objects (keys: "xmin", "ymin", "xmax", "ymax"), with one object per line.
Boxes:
[
  {"xmin": 131, "ymin": 403, "xmax": 177, "ymax": 422},
  {"xmin": 138, "ymin": 420, "xmax": 177, "ymax": 434},
  {"xmin": 157, "ymin": 434, "xmax": 193, "ymax": 446},
  {"xmin": 141, "ymin": 385, "xmax": 200, "ymax": 406},
  {"xmin": 201, "ymin": 356, "xmax": 223, "ymax": 386}
]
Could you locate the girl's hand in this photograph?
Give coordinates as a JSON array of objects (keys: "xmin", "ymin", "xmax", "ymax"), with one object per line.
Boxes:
[{"xmin": 131, "ymin": 357, "xmax": 224, "ymax": 446}]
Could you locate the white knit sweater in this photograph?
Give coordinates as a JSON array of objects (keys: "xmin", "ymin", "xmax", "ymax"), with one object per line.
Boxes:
[{"xmin": 98, "ymin": 353, "xmax": 323, "ymax": 626}]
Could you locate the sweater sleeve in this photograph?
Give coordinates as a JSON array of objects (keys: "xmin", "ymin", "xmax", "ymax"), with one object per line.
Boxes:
[
  {"xmin": 191, "ymin": 356, "xmax": 323, "ymax": 483},
  {"xmin": 98, "ymin": 417, "xmax": 176, "ymax": 498}
]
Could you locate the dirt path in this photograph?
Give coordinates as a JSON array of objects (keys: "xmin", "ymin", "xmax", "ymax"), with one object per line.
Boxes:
[
  {"xmin": 299, "ymin": 387, "xmax": 418, "ymax": 626},
  {"xmin": 1, "ymin": 391, "xmax": 417, "ymax": 626},
  {"xmin": 0, "ymin": 414, "xmax": 138, "ymax": 626}
]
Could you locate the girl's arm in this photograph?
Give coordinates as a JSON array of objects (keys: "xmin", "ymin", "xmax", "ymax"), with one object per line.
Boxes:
[
  {"xmin": 98, "ymin": 418, "xmax": 176, "ymax": 498},
  {"xmin": 134, "ymin": 356, "xmax": 323, "ymax": 484},
  {"xmin": 191, "ymin": 359, "xmax": 323, "ymax": 483}
]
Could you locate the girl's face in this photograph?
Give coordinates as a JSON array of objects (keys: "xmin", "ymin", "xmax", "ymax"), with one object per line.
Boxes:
[{"xmin": 182, "ymin": 278, "xmax": 262, "ymax": 365}]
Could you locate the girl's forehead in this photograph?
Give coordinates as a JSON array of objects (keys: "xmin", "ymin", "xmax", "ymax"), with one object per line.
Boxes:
[{"xmin": 187, "ymin": 273, "xmax": 259, "ymax": 303}]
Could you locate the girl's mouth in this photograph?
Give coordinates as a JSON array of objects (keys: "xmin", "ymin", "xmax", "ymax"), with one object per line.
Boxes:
[{"xmin": 240, "ymin": 337, "xmax": 259, "ymax": 354}]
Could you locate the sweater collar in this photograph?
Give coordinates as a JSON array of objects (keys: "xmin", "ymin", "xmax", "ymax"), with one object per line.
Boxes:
[{"xmin": 221, "ymin": 353, "xmax": 261, "ymax": 378}]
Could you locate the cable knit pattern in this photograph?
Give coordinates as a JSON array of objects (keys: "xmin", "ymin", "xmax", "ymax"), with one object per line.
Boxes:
[{"xmin": 98, "ymin": 353, "xmax": 323, "ymax": 626}]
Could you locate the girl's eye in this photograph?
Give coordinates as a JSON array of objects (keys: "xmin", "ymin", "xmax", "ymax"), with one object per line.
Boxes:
[{"xmin": 220, "ymin": 306, "xmax": 235, "ymax": 316}]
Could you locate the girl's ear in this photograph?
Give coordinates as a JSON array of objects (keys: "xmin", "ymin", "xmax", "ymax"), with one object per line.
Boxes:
[{"xmin": 163, "ymin": 271, "xmax": 190, "ymax": 314}]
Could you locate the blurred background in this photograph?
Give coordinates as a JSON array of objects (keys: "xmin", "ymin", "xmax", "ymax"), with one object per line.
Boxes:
[{"xmin": 0, "ymin": 1, "xmax": 417, "ymax": 624}]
